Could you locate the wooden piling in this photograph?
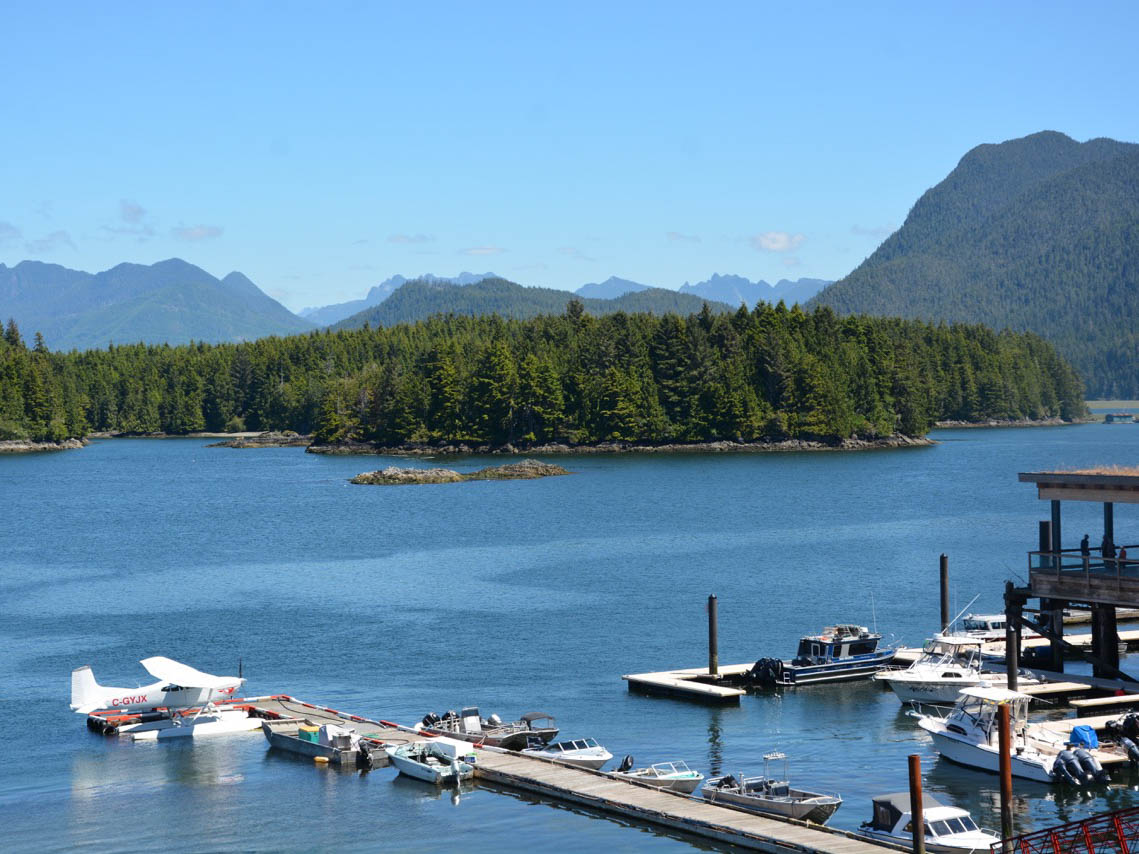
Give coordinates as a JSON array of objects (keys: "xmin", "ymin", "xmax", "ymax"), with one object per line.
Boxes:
[
  {"xmin": 998, "ymin": 703, "xmax": 1014, "ymax": 850},
  {"xmin": 708, "ymin": 594, "xmax": 719, "ymax": 678},
  {"xmin": 908, "ymin": 754, "xmax": 925, "ymax": 854},
  {"xmin": 939, "ymin": 554, "xmax": 950, "ymax": 632},
  {"xmin": 1004, "ymin": 581, "xmax": 1020, "ymax": 691}
]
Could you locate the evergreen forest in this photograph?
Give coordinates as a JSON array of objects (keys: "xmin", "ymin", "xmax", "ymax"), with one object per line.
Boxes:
[{"xmin": 0, "ymin": 301, "xmax": 1086, "ymax": 447}]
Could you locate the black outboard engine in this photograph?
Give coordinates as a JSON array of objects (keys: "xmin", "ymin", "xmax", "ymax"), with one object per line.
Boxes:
[
  {"xmin": 617, "ymin": 754, "xmax": 634, "ymax": 773},
  {"xmin": 1052, "ymin": 749, "xmax": 1083, "ymax": 785},
  {"xmin": 421, "ymin": 712, "xmax": 440, "ymax": 727},
  {"xmin": 1074, "ymin": 748, "xmax": 1109, "ymax": 784},
  {"xmin": 1121, "ymin": 735, "xmax": 1139, "ymax": 766},
  {"xmin": 747, "ymin": 658, "xmax": 784, "ymax": 686},
  {"xmin": 1122, "ymin": 713, "xmax": 1139, "ymax": 741}
]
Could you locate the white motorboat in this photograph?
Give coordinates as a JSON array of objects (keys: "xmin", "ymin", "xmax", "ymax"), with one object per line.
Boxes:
[
  {"xmin": 611, "ymin": 757, "xmax": 705, "ymax": 793},
  {"xmin": 954, "ymin": 613, "xmax": 1039, "ymax": 642},
  {"xmin": 876, "ymin": 636, "xmax": 988, "ymax": 705},
  {"xmin": 521, "ymin": 737, "xmax": 612, "ymax": 770},
  {"xmin": 701, "ymin": 752, "xmax": 842, "ymax": 824},
  {"xmin": 385, "ymin": 739, "xmax": 475, "ymax": 785},
  {"xmin": 914, "ymin": 686, "xmax": 1108, "ymax": 784},
  {"xmin": 856, "ymin": 792, "xmax": 1001, "ymax": 853}
]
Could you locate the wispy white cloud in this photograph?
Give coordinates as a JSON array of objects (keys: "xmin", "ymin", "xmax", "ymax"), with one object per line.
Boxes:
[
  {"xmin": 666, "ymin": 231, "xmax": 700, "ymax": 244},
  {"xmin": 0, "ymin": 221, "xmax": 21, "ymax": 247},
  {"xmin": 172, "ymin": 224, "xmax": 224, "ymax": 241},
  {"xmin": 558, "ymin": 246, "xmax": 594, "ymax": 262},
  {"xmin": 459, "ymin": 246, "xmax": 506, "ymax": 256},
  {"xmin": 26, "ymin": 230, "xmax": 76, "ymax": 253},
  {"xmin": 751, "ymin": 231, "xmax": 805, "ymax": 252},
  {"xmin": 851, "ymin": 223, "xmax": 895, "ymax": 239},
  {"xmin": 388, "ymin": 233, "xmax": 434, "ymax": 244}
]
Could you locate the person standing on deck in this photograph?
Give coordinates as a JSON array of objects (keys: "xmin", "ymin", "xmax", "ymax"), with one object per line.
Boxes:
[
  {"xmin": 1121, "ymin": 546, "xmax": 1129, "ymax": 570},
  {"xmin": 1081, "ymin": 534, "xmax": 1090, "ymax": 571}
]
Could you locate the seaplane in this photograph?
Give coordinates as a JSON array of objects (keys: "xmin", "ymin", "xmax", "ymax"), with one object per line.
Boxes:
[{"xmin": 71, "ymin": 656, "xmax": 260, "ymax": 740}]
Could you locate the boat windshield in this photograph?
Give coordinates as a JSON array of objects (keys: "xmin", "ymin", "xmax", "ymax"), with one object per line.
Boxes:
[
  {"xmin": 579, "ymin": 738, "xmax": 598, "ymax": 749},
  {"xmin": 931, "ymin": 818, "xmax": 975, "ymax": 836}
]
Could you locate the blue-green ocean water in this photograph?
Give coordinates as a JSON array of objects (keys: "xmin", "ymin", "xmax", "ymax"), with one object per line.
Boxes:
[{"xmin": 3, "ymin": 424, "xmax": 1139, "ymax": 852}]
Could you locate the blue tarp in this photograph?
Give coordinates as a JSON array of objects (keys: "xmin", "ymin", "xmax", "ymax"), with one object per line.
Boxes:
[{"xmin": 1070, "ymin": 724, "xmax": 1099, "ymax": 749}]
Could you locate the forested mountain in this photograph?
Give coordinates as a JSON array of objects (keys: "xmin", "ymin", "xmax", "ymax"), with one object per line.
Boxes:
[
  {"xmin": 330, "ymin": 277, "xmax": 733, "ymax": 330},
  {"xmin": 575, "ymin": 276, "xmax": 652, "ymax": 298},
  {"xmin": 681, "ymin": 274, "xmax": 831, "ymax": 307},
  {"xmin": 0, "ymin": 258, "xmax": 312, "ymax": 350},
  {"xmin": 300, "ymin": 272, "xmax": 497, "ymax": 326},
  {"xmin": 0, "ymin": 302, "xmax": 1085, "ymax": 446},
  {"xmin": 811, "ymin": 131, "xmax": 1139, "ymax": 397}
]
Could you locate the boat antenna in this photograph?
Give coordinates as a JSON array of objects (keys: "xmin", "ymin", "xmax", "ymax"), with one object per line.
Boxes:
[
  {"xmin": 946, "ymin": 593, "xmax": 981, "ymax": 633},
  {"xmin": 871, "ymin": 591, "xmax": 878, "ymax": 635}
]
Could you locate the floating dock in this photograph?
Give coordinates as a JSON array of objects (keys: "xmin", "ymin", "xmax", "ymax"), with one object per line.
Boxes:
[
  {"xmin": 473, "ymin": 746, "xmax": 902, "ymax": 853},
  {"xmin": 622, "ymin": 663, "xmax": 751, "ymax": 703}
]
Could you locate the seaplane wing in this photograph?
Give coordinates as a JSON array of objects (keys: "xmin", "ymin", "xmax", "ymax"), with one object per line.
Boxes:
[{"xmin": 139, "ymin": 656, "xmax": 242, "ymax": 690}]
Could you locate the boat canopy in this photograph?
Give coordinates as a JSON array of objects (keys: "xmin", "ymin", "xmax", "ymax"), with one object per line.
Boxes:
[
  {"xmin": 869, "ymin": 793, "xmax": 946, "ymax": 832},
  {"xmin": 930, "ymin": 635, "xmax": 985, "ymax": 648},
  {"xmin": 958, "ymin": 686, "xmax": 1032, "ymax": 702},
  {"xmin": 521, "ymin": 712, "xmax": 555, "ymax": 723}
]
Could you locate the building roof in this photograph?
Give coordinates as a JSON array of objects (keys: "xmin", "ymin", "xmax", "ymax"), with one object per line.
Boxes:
[{"xmin": 1020, "ymin": 470, "xmax": 1139, "ymax": 504}]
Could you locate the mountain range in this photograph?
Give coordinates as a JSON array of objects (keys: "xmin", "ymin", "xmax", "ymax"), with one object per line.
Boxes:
[
  {"xmin": 811, "ymin": 130, "xmax": 1139, "ymax": 397},
  {"xmin": 331, "ymin": 277, "xmax": 733, "ymax": 330},
  {"xmin": 0, "ymin": 258, "xmax": 312, "ymax": 351},
  {"xmin": 299, "ymin": 271, "xmax": 498, "ymax": 326}
]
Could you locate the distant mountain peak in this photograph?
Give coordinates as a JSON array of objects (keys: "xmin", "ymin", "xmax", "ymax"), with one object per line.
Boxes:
[
  {"xmin": 575, "ymin": 276, "xmax": 653, "ymax": 299},
  {"xmin": 300, "ymin": 271, "xmax": 499, "ymax": 326}
]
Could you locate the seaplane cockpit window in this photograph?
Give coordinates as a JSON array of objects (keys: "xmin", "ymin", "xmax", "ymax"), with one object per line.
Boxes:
[{"xmin": 161, "ymin": 685, "xmax": 187, "ymax": 692}]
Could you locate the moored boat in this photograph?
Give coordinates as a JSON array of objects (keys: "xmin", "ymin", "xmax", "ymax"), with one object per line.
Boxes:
[
  {"xmin": 750, "ymin": 624, "xmax": 895, "ymax": 686},
  {"xmin": 875, "ymin": 636, "xmax": 988, "ymax": 705},
  {"xmin": 417, "ymin": 707, "xmax": 558, "ymax": 750},
  {"xmin": 701, "ymin": 752, "xmax": 841, "ymax": 823},
  {"xmin": 261, "ymin": 718, "xmax": 377, "ymax": 768},
  {"xmin": 856, "ymin": 792, "xmax": 1001, "ymax": 853},
  {"xmin": 521, "ymin": 737, "xmax": 612, "ymax": 769},
  {"xmin": 385, "ymin": 739, "xmax": 476, "ymax": 785},
  {"xmin": 611, "ymin": 757, "xmax": 705, "ymax": 793},
  {"xmin": 913, "ymin": 687, "xmax": 1108, "ymax": 784}
]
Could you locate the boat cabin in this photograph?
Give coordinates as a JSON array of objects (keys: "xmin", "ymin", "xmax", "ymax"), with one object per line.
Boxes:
[
  {"xmin": 945, "ymin": 687, "xmax": 1030, "ymax": 745},
  {"xmin": 918, "ymin": 636, "xmax": 985, "ymax": 670},
  {"xmin": 793, "ymin": 625, "xmax": 881, "ymax": 665},
  {"xmin": 544, "ymin": 738, "xmax": 601, "ymax": 753},
  {"xmin": 866, "ymin": 792, "xmax": 983, "ymax": 838}
]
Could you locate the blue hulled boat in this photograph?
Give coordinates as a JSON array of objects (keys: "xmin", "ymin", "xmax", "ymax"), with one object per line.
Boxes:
[{"xmin": 749, "ymin": 624, "xmax": 895, "ymax": 686}]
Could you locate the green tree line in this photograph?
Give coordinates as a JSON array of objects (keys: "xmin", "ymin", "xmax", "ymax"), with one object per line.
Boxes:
[{"xmin": 0, "ymin": 302, "xmax": 1085, "ymax": 445}]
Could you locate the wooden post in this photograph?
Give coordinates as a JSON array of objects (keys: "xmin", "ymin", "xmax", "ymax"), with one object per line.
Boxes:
[
  {"xmin": 940, "ymin": 554, "xmax": 950, "ymax": 632},
  {"xmin": 1038, "ymin": 520, "xmax": 1051, "ymax": 571},
  {"xmin": 908, "ymin": 754, "xmax": 925, "ymax": 854},
  {"xmin": 1004, "ymin": 582, "xmax": 1019, "ymax": 691},
  {"xmin": 708, "ymin": 594, "xmax": 719, "ymax": 677},
  {"xmin": 1050, "ymin": 500, "xmax": 1062, "ymax": 556},
  {"xmin": 998, "ymin": 703, "xmax": 1014, "ymax": 849}
]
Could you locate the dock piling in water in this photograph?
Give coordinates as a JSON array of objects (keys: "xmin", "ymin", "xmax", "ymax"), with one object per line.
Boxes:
[
  {"xmin": 998, "ymin": 703, "xmax": 1014, "ymax": 849},
  {"xmin": 908, "ymin": 754, "xmax": 925, "ymax": 854},
  {"xmin": 708, "ymin": 594, "xmax": 719, "ymax": 677}
]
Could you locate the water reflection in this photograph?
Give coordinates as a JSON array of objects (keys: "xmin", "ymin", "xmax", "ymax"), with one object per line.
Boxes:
[{"xmin": 705, "ymin": 708, "xmax": 724, "ymax": 776}]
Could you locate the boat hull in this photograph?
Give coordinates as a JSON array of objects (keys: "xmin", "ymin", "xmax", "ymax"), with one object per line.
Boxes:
[
  {"xmin": 702, "ymin": 789, "xmax": 841, "ymax": 824},
  {"xmin": 786, "ymin": 657, "xmax": 894, "ymax": 685},
  {"xmin": 884, "ymin": 677, "xmax": 984, "ymax": 705},
  {"xmin": 614, "ymin": 772, "xmax": 704, "ymax": 794},
  {"xmin": 388, "ymin": 751, "xmax": 473, "ymax": 784},
  {"xmin": 261, "ymin": 721, "xmax": 362, "ymax": 766},
  {"xmin": 857, "ymin": 828, "xmax": 1000, "ymax": 853},
  {"xmin": 921, "ymin": 723, "xmax": 1054, "ymax": 783}
]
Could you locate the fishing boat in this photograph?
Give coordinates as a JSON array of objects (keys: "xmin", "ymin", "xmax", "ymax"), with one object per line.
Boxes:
[
  {"xmin": 701, "ymin": 752, "xmax": 842, "ymax": 823},
  {"xmin": 260, "ymin": 718, "xmax": 376, "ymax": 768},
  {"xmin": 611, "ymin": 757, "xmax": 705, "ymax": 793},
  {"xmin": 416, "ymin": 707, "xmax": 558, "ymax": 749},
  {"xmin": 954, "ymin": 613, "xmax": 1038, "ymax": 642},
  {"xmin": 913, "ymin": 686, "xmax": 1108, "ymax": 784},
  {"xmin": 875, "ymin": 636, "xmax": 988, "ymax": 704},
  {"xmin": 385, "ymin": 739, "xmax": 475, "ymax": 785},
  {"xmin": 749, "ymin": 624, "xmax": 895, "ymax": 686},
  {"xmin": 521, "ymin": 737, "xmax": 612, "ymax": 769},
  {"xmin": 856, "ymin": 792, "xmax": 1001, "ymax": 853}
]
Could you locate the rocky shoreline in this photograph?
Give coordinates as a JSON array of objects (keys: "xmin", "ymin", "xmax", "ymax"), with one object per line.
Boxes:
[
  {"xmin": 207, "ymin": 431, "xmax": 312, "ymax": 448},
  {"xmin": 311, "ymin": 433, "xmax": 932, "ymax": 457},
  {"xmin": 0, "ymin": 438, "xmax": 88, "ymax": 454},
  {"xmin": 932, "ymin": 417, "xmax": 1085, "ymax": 429},
  {"xmin": 350, "ymin": 459, "xmax": 570, "ymax": 485}
]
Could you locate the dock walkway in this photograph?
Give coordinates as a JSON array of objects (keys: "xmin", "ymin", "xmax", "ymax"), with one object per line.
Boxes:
[{"xmin": 474, "ymin": 748, "xmax": 900, "ymax": 854}]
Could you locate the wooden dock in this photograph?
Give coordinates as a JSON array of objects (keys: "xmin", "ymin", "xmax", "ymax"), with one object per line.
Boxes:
[
  {"xmin": 473, "ymin": 747, "xmax": 901, "ymax": 853},
  {"xmin": 623, "ymin": 663, "xmax": 751, "ymax": 703}
]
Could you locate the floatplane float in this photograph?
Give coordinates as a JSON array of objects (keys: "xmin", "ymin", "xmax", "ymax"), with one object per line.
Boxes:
[{"xmin": 71, "ymin": 657, "xmax": 260, "ymax": 740}]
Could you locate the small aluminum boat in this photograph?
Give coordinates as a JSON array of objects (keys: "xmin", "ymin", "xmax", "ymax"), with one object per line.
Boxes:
[
  {"xmin": 417, "ymin": 707, "xmax": 558, "ymax": 750},
  {"xmin": 386, "ymin": 739, "xmax": 475, "ymax": 785},
  {"xmin": 521, "ymin": 737, "xmax": 612, "ymax": 770},
  {"xmin": 611, "ymin": 757, "xmax": 705, "ymax": 793},
  {"xmin": 701, "ymin": 752, "xmax": 841, "ymax": 824}
]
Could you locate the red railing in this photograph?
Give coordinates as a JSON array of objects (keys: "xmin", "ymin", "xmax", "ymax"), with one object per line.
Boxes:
[{"xmin": 997, "ymin": 806, "xmax": 1139, "ymax": 854}]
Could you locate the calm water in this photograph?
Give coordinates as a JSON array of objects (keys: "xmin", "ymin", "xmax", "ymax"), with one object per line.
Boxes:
[{"xmin": 3, "ymin": 425, "xmax": 1139, "ymax": 852}]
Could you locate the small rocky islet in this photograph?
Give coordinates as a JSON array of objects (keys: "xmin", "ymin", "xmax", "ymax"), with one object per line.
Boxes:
[{"xmin": 349, "ymin": 458, "xmax": 570, "ymax": 485}]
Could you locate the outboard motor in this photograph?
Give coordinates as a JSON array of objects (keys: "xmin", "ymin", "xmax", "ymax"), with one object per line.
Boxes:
[
  {"xmin": 1074, "ymin": 748, "xmax": 1109, "ymax": 784},
  {"xmin": 487, "ymin": 714, "xmax": 502, "ymax": 727},
  {"xmin": 1121, "ymin": 735, "xmax": 1139, "ymax": 766},
  {"xmin": 1052, "ymin": 748, "xmax": 1084, "ymax": 785},
  {"xmin": 1122, "ymin": 713, "xmax": 1139, "ymax": 741},
  {"xmin": 617, "ymin": 754, "xmax": 634, "ymax": 773}
]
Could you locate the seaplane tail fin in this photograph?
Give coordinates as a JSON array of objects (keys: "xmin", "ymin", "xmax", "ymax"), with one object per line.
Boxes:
[{"xmin": 70, "ymin": 665, "xmax": 103, "ymax": 713}]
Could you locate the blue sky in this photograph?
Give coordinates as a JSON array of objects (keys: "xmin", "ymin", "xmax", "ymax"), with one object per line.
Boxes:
[{"xmin": 2, "ymin": 1, "xmax": 1137, "ymax": 311}]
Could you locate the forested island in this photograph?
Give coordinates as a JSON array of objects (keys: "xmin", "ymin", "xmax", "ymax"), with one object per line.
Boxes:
[{"xmin": 0, "ymin": 301, "xmax": 1086, "ymax": 451}]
